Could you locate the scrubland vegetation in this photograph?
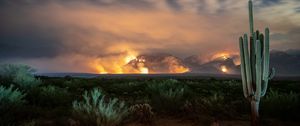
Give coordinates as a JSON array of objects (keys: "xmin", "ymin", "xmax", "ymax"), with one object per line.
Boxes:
[{"xmin": 0, "ymin": 64, "xmax": 299, "ymax": 126}]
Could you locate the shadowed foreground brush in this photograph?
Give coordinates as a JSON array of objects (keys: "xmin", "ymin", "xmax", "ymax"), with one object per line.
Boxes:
[
  {"xmin": 200, "ymin": 93, "xmax": 231, "ymax": 117},
  {"xmin": 72, "ymin": 88, "xmax": 128, "ymax": 126},
  {"xmin": 146, "ymin": 79, "xmax": 188, "ymax": 113},
  {"xmin": 261, "ymin": 89, "xmax": 299, "ymax": 119},
  {"xmin": 27, "ymin": 85, "xmax": 71, "ymax": 107},
  {"xmin": 129, "ymin": 103, "xmax": 154, "ymax": 123}
]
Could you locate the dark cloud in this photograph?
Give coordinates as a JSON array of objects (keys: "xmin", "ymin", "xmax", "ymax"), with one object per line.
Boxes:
[
  {"xmin": 0, "ymin": 10, "xmax": 65, "ymax": 59},
  {"xmin": 295, "ymin": 7, "xmax": 300, "ymax": 13},
  {"xmin": 260, "ymin": 0, "xmax": 282, "ymax": 6},
  {"xmin": 270, "ymin": 50, "xmax": 300, "ymax": 75},
  {"xmin": 0, "ymin": 30, "xmax": 63, "ymax": 59},
  {"xmin": 287, "ymin": 28, "xmax": 300, "ymax": 49},
  {"xmin": 271, "ymin": 33, "xmax": 288, "ymax": 41},
  {"xmin": 166, "ymin": 0, "xmax": 181, "ymax": 11},
  {"xmin": 0, "ymin": 0, "xmax": 154, "ymax": 9},
  {"xmin": 271, "ymin": 27, "xmax": 300, "ymax": 49}
]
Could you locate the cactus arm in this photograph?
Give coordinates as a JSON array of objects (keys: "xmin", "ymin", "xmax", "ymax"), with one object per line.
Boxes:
[
  {"xmin": 255, "ymin": 40, "xmax": 262, "ymax": 101},
  {"xmin": 251, "ymin": 32, "xmax": 257, "ymax": 87},
  {"xmin": 239, "ymin": 37, "xmax": 249, "ymax": 98},
  {"xmin": 261, "ymin": 28, "xmax": 270, "ymax": 96},
  {"xmin": 269, "ymin": 67, "xmax": 276, "ymax": 80},
  {"xmin": 256, "ymin": 30, "xmax": 260, "ymax": 40},
  {"xmin": 249, "ymin": 0, "xmax": 254, "ymax": 34},
  {"xmin": 243, "ymin": 34, "xmax": 253, "ymax": 96},
  {"xmin": 259, "ymin": 34, "xmax": 264, "ymax": 56}
]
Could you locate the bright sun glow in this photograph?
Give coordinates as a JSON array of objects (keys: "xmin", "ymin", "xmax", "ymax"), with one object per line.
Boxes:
[
  {"xmin": 139, "ymin": 67, "xmax": 149, "ymax": 74},
  {"xmin": 137, "ymin": 58, "xmax": 149, "ymax": 74},
  {"xmin": 212, "ymin": 52, "xmax": 230, "ymax": 60},
  {"xmin": 92, "ymin": 49, "xmax": 190, "ymax": 74},
  {"xmin": 221, "ymin": 65, "xmax": 228, "ymax": 73},
  {"xmin": 124, "ymin": 55, "xmax": 137, "ymax": 63}
]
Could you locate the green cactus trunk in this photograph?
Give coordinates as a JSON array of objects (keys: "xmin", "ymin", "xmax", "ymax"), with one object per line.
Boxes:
[
  {"xmin": 251, "ymin": 101, "xmax": 259, "ymax": 126},
  {"xmin": 239, "ymin": 0, "xmax": 275, "ymax": 126}
]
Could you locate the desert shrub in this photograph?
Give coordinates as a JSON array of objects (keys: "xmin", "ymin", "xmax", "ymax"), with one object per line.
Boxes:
[
  {"xmin": 62, "ymin": 78, "xmax": 98, "ymax": 93},
  {"xmin": 146, "ymin": 79, "xmax": 190, "ymax": 113},
  {"xmin": 221, "ymin": 80, "xmax": 243, "ymax": 97},
  {"xmin": 261, "ymin": 89, "xmax": 299, "ymax": 119},
  {"xmin": 27, "ymin": 85, "xmax": 72, "ymax": 107},
  {"xmin": 22, "ymin": 120, "xmax": 37, "ymax": 126},
  {"xmin": 181, "ymin": 100, "xmax": 197, "ymax": 118},
  {"xmin": 129, "ymin": 103, "xmax": 154, "ymax": 123},
  {"xmin": 72, "ymin": 88, "xmax": 128, "ymax": 126},
  {"xmin": 199, "ymin": 93, "xmax": 233, "ymax": 117},
  {"xmin": 0, "ymin": 85, "xmax": 26, "ymax": 108},
  {"xmin": 13, "ymin": 70, "xmax": 41, "ymax": 90},
  {"xmin": 64, "ymin": 75, "xmax": 73, "ymax": 81},
  {"xmin": 104, "ymin": 82, "xmax": 148, "ymax": 105},
  {"xmin": 0, "ymin": 64, "xmax": 34, "ymax": 79},
  {"xmin": 40, "ymin": 85, "xmax": 71, "ymax": 106},
  {"xmin": 106, "ymin": 82, "xmax": 145, "ymax": 94},
  {"xmin": 0, "ymin": 64, "xmax": 41, "ymax": 90},
  {"xmin": 146, "ymin": 79, "xmax": 180, "ymax": 92},
  {"xmin": 0, "ymin": 85, "xmax": 26, "ymax": 125}
]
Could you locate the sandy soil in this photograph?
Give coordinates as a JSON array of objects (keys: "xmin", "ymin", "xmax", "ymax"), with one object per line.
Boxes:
[
  {"xmin": 124, "ymin": 116, "xmax": 250, "ymax": 126},
  {"xmin": 124, "ymin": 116, "xmax": 300, "ymax": 126}
]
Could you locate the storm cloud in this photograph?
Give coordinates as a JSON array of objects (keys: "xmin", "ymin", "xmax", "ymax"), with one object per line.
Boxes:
[{"xmin": 0, "ymin": 0, "xmax": 299, "ymax": 73}]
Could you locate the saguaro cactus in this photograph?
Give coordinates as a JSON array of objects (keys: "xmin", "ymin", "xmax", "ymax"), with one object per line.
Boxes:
[{"xmin": 239, "ymin": 0, "xmax": 275, "ymax": 126}]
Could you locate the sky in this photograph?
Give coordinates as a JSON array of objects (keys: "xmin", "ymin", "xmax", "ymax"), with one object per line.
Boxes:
[{"xmin": 0, "ymin": 0, "xmax": 299, "ymax": 73}]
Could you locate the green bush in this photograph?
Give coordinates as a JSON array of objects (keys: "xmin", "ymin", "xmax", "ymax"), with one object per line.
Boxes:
[
  {"xmin": 72, "ymin": 88, "xmax": 128, "ymax": 126},
  {"xmin": 13, "ymin": 70, "xmax": 41, "ymax": 90},
  {"xmin": 21, "ymin": 120, "xmax": 37, "ymax": 126},
  {"xmin": 200, "ymin": 93, "xmax": 229, "ymax": 116},
  {"xmin": 0, "ymin": 64, "xmax": 34, "ymax": 79},
  {"xmin": 146, "ymin": 79, "xmax": 189, "ymax": 113},
  {"xmin": 261, "ymin": 89, "xmax": 299, "ymax": 119},
  {"xmin": 146, "ymin": 79, "xmax": 180, "ymax": 91},
  {"xmin": 129, "ymin": 103, "xmax": 154, "ymax": 123},
  {"xmin": 0, "ymin": 85, "xmax": 26, "ymax": 107},
  {"xmin": 0, "ymin": 85, "xmax": 26, "ymax": 125},
  {"xmin": 62, "ymin": 79, "xmax": 99, "ymax": 94},
  {"xmin": 105, "ymin": 82, "xmax": 147, "ymax": 101},
  {"xmin": 106, "ymin": 82, "xmax": 144, "ymax": 93},
  {"xmin": 0, "ymin": 64, "xmax": 41, "ymax": 90},
  {"xmin": 27, "ymin": 85, "xmax": 72, "ymax": 107}
]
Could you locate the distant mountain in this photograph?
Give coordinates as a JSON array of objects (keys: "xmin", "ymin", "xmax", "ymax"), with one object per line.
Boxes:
[
  {"xmin": 181, "ymin": 50, "xmax": 300, "ymax": 75},
  {"xmin": 270, "ymin": 50, "xmax": 300, "ymax": 75},
  {"xmin": 41, "ymin": 50, "xmax": 300, "ymax": 76},
  {"xmin": 184, "ymin": 55, "xmax": 203, "ymax": 67},
  {"xmin": 126, "ymin": 53, "xmax": 189, "ymax": 73},
  {"xmin": 286, "ymin": 49, "xmax": 300, "ymax": 56},
  {"xmin": 184, "ymin": 56, "xmax": 239, "ymax": 74}
]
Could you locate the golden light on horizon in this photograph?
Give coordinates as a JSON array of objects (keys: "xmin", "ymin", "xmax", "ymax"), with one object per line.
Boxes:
[
  {"xmin": 222, "ymin": 55, "xmax": 228, "ymax": 60},
  {"xmin": 220, "ymin": 65, "xmax": 228, "ymax": 73},
  {"xmin": 139, "ymin": 67, "xmax": 149, "ymax": 74},
  {"xmin": 124, "ymin": 54, "xmax": 137, "ymax": 63},
  {"xmin": 99, "ymin": 71, "xmax": 108, "ymax": 74},
  {"xmin": 212, "ymin": 52, "xmax": 230, "ymax": 60},
  {"xmin": 137, "ymin": 59, "xmax": 149, "ymax": 74},
  {"xmin": 171, "ymin": 66, "xmax": 190, "ymax": 73}
]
